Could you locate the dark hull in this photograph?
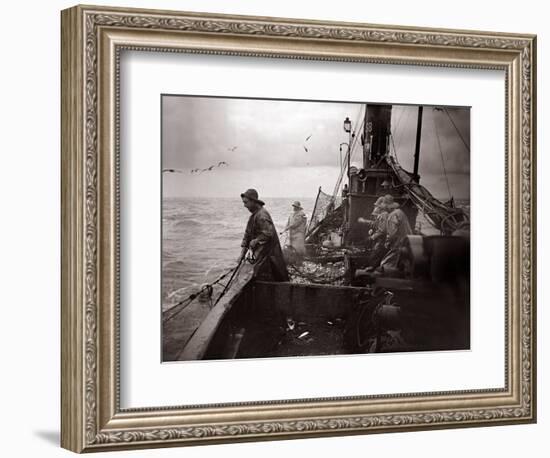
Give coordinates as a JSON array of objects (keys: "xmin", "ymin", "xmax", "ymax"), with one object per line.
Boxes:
[{"xmin": 164, "ymin": 271, "xmax": 470, "ymax": 361}]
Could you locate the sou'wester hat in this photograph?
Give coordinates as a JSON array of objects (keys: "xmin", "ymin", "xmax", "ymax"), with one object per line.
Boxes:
[
  {"xmin": 240, "ymin": 188, "xmax": 265, "ymax": 206},
  {"xmin": 383, "ymin": 194, "xmax": 400, "ymax": 210},
  {"xmin": 374, "ymin": 196, "xmax": 386, "ymax": 209},
  {"xmin": 292, "ymin": 201, "xmax": 303, "ymax": 210},
  {"xmin": 372, "ymin": 197, "xmax": 386, "ymax": 214}
]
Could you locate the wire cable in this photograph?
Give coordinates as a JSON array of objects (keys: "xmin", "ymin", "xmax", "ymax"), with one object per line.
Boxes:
[
  {"xmin": 443, "ymin": 107, "xmax": 470, "ymax": 152},
  {"xmin": 162, "ymin": 266, "xmax": 237, "ymax": 324},
  {"xmin": 392, "ymin": 106, "xmax": 407, "ymax": 141},
  {"xmin": 395, "ymin": 106, "xmax": 412, "ymax": 156},
  {"xmin": 212, "ymin": 254, "xmax": 246, "ymax": 307},
  {"xmin": 432, "ymin": 111, "xmax": 453, "ymax": 200},
  {"xmin": 331, "ymin": 105, "xmax": 364, "ymax": 198}
]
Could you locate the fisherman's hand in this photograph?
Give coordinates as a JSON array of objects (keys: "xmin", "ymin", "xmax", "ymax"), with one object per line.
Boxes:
[
  {"xmin": 357, "ymin": 217, "xmax": 368, "ymax": 224},
  {"xmin": 245, "ymin": 249, "xmax": 256, "ymax": 263}
]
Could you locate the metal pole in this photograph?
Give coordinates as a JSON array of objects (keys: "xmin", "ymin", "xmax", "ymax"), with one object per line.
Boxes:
[
  {"xmin": 306, "ymin": 186, "xmax": 322, "ymax": 236},
  {"xmin": 413, "ymin": 105, "xmax": 423, "ymax": 182},
  {"xmin": 363, "ymin": 104, "xmax": 369, "ymax": 169},
  {"xmin": 347, "ymin": 133, "xmax": 351, "ymax": 181},
  {"xmin": 345, "ymin": 131, "xmax": 352, "ymax": 247}
]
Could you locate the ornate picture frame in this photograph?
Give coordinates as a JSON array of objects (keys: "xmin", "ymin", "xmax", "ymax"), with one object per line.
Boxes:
[{"xmin": 61, "ymin": 4, "xmax": 536, "ymax": 453}]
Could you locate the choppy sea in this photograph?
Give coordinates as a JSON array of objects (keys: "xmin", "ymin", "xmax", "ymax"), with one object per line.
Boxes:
[
  {"xmin": 162, "ymin": 196, "xmax": 469, "ymax": 312},
  {"xmin": 162, "ymin": 197, "xmax": 315, "ymax": 311}
]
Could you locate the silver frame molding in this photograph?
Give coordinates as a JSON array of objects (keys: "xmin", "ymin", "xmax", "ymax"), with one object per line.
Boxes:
[{"xmin": 61, "ymin": 4, "xmax": 536, "ymax": 453}]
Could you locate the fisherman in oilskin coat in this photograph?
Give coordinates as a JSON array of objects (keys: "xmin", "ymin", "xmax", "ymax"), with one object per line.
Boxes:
[
  {"xmin": 281, "ymin": 201, "xmax": 307, "ymax": 261},
  {"xmin": 357, "ymin": 196, "xmax": 390, "ymax": 269},
  {"xmin": 379, "ymin": 194, "xmax": 412, "ymax": 273},
  {"xmin": 240, "ymin": 189, "xmax": 289, "ymax": 281}
]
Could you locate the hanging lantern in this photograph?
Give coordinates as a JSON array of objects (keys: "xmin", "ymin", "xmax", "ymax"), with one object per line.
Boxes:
[{"xmin": 343, "ymin": 117, "xmax": 351, "ymax": 133}]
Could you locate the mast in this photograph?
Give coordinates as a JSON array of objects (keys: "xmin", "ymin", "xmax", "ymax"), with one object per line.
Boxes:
[
  {"xmin": 365, "ymin": 105, "xmax": 392, "ymax": 168},
  {"xmin": 413, "ymin": 106, "xmax": 423, "ymax": 182},
  {"xmin": 362, "ymin": 105, "xmax": 369, "ymax": 169}
]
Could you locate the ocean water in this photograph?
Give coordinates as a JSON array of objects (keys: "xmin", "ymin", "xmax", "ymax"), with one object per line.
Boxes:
[
  {"xmin": 162, "ymin": 197, "xmax": 315, "ymax": 311},
  {"xmin": 162, "ymin": 196, "xmax": 470, "ymax": 311}
]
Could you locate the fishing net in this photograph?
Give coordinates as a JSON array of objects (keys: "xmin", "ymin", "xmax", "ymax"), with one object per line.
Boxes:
[
  {"xmin": 307, "ymin": 188, "xmax": 343, "ymax": 237},
  {"xmin": 387, "ymin": 155, "xmax": 469, "ymax": 234}
]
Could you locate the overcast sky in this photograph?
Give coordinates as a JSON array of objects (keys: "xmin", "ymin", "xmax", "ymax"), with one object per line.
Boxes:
[{"xmin": 162, "ymin": 96, "xmax": 470, "ymax": 199}]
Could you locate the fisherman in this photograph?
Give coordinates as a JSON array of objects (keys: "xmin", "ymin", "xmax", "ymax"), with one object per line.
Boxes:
[
  {"xmin": 280, "ymin": 201, "xmax": 307, "ymax": 263},
  {"xmin": 357, "ymin": 197, "xmax": 387, "ymax": 234},
  {"xmin": 357, "ymin": 196, "xmax": 389, "ymax": 269},
  {"xmin": 240, "ymin": 189, "xmax": 289, "ymax": 281},
  {"xmin": 379, "ymin": 194, "xmax": 412, "ymax": 273},
  {"xmin": 380, "ymin": 179, "xmax": 392, "ymax": 193},
  {"xmin": 342, "ymin": 183, "xmax": 349, "ymax": 199}
]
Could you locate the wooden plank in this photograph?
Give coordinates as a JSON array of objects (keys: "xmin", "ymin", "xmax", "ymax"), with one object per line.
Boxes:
[{"xmin": 175, "ymin": 264, "xmax": 254, "ymax": 361}]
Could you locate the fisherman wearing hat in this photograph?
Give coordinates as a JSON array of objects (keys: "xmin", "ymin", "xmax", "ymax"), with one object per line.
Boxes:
[
  {"xmin": 240, "ymin": 189, "xmax": 289, "ymax": 281},
  {"xmin": 379, "ymin": 194, "xmax": 412, "ymax": 273},
  {"xmin": 281, "ymin": 201, "xmax": 308, "ymax": 262},
  {"xmin": 357, "ymin": 196, "xmax": 390, "ymax": 270},
  {"xmin": 384, "ymin": 194, "xmax": 412, "ymax": 246},
  {"xmin": 381, "ymin": 179, "xmax": 392, "ymax": 192},
  {"xmin": 358, "ymin": 196, "xmax": 388, "ymax": 237}
]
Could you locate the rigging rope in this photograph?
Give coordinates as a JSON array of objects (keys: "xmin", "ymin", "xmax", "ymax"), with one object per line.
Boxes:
[
  {"xmin": 162, "ymin": 264, "xmax": 238, "ymax": 324},
  {"xmin": 392, "ymin": 106, "xmax": 407, "ymax": 142},
  {"xmin": 386, "ymin": 155, "xmax": 469, "ymax": 234},
  {"xmin": 306, "ymin": 187, "xmax": 322, "ymax": 235},
  {"xmin": 389, "ymin": 134, "xmax": 399, "ymax": 162},
  {"xmin": 432, "ymin": 111, "xmax": 453, "ymax": 200},
  {"xmin": 331, "ymin": 105, "xmax": 365, "ymax": 199},
  {"xmin": 212, "ymin": 254, "xmax": 246, "ymax": 307},
  {"xmin": 443, "ymin": 107, "xmax": 470, "ymax": 152},
  {"xmin": 331, "ymin": 118, "xmax": 364, "ymax": 198},
  {"xmin": 395, "ymin": 105, "xmax": 412, "ymax": 156},
  {"xmin": 349, "ymin": 117, "xmax": 365, "ymax": 165}
]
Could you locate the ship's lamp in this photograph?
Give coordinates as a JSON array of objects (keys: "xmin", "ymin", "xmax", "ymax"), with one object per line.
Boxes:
[{"xmin": 343, "ymin": 117, "xmax": 352, "ymax": 133}]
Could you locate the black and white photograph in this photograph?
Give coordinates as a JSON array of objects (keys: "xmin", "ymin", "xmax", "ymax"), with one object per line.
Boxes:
[
  {"xmin": 161, "ymin": 96, "xmax": 471, "ymax": 362},
  {"xmin": 2, "ymin": 0, "xmax": 542, "ymax": 454}
]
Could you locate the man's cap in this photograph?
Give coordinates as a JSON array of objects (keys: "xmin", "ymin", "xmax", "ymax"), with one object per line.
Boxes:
[
  {"xmin": 240, "ymin": 188, "xmax": 265, "ymax": 206},
  {"xmin": 383, "ymin": 194, "xmax": 400, "ymax": 210},
  {"xmin": 374, "ymin": 196, "xmax": 386, "ymax": 208}
]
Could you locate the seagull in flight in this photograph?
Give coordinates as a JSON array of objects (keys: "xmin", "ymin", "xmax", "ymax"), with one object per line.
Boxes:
[
  {"xmin": 162, "ymin": 168, "xmax": 183, "ymax": 173},
  {"xmin": 303, "ymin": 146, "xmax": 308, "ymax": 153},
  {"xmin": 305, "ymin": 134, "xmax": 312, "ymax": 142},
  {"xmin": 228, "ymin": 146, "xmax": 238, "ymax": 152}
]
